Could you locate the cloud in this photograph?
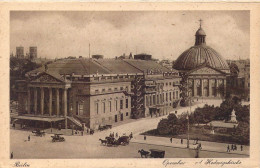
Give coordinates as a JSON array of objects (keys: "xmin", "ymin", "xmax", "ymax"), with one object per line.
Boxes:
[{"xmin": 10, "ymin": 11, "xmax": 249, "ymax": 60}]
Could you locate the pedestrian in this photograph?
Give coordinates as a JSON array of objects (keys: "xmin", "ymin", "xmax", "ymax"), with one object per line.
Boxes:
[
  {"xmin": 112, "ymin": 132, "xmax": 114, "ymax": 138},
  {"xmin": 81, "ymin": 131, "xmax": 83, "ymax": 136},
  {"xmin": 144, "ymin": 135, "xmax": 146, "ymax": 140},
  {"xmin": 227, "ymin": 145, "xmax": 230, "ymax": 152},
  {"xmin": 10, "ymin": 152, "xmax": 13, "ymax": 159},
  {"xmin": 28, "ymin": 135, "xmax": 30, "ymax": 141},
  {"xmin": 87, "ymin": 129, "xmax": 89, "ymax": 134},
  {"xmin": 181, "ymin": 138, "xmax": 183, "ymax": 144},
  {"xmin": 170, "ymin": 137, "xmax": 172, "ymax": 143},
  {"xmin": 241, "ymin": 145, "xmax": 243, "ymax": 151},
  {"xmin": 116, "ymin": 133, "xmax": 118, "ymax": 138},
  {"xmin": 231, "ymin": 144, "xmax": 234, "ymax": 151},
  {"xmin": 196, "ymin": 137, "xmax": 199, "ymax": 144},
  {"xmin": 234, "ymin": 144, "xmax": 237, "ymax": 150}
]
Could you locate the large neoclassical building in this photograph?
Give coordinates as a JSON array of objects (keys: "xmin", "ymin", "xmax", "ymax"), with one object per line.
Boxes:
[
  {"xmin": 15, "ymin": 58, "xmax": 181, "ymax": 129},
  {"xmin": 173, "ymin": 23, "xmax": 230, "ymax": 98}
]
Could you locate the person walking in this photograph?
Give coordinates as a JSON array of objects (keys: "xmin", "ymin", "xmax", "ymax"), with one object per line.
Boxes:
[
  {"xmin": 116, "ymin": 132, "xmax": 118, "ymax": 138},
  {"xmin": 227, "ymin": 145, "xmax": 230, "ymax": 152},
  {"xmin": 181, "ymin": 138, "xmax": 183, "ymax": 144},
  {"xmin": 170, "ymin": 137, "xmax": 172, "ymax": 143},
  {"xmin": 241, "ymin": 145, "xmax": 243, "ymax": 151},
  {"xmin": 234, "ymin": 144, "xmax": 237, "ymax": 150},
  {"xmin": 10, "ymin": 152, "xmax": 13, "ymax": 159},
  {"xmin": 28, "ymin": 135, "xmax": 30, "ymax": 141},
  {"xmin": 231, "ymin": 144, "xmax": 234, "ymax": 151}
]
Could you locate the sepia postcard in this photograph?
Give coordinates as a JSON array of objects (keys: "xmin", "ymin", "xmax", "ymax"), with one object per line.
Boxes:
[{"xmin": 0, "ymin": 2, "xmax": 260, "ymax": 168}]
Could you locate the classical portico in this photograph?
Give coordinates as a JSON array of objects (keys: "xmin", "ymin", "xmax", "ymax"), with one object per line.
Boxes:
[
  {"xmin": 26, "ymin": 72, "xmax": 71, "ymax": 128},
  {"xmin": 187, "ymin": 65, "xmax": 227, "ymax": 98}
]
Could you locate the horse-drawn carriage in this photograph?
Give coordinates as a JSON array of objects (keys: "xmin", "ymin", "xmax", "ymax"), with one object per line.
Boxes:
[
  {"xmin": 138, "ymin": 149, "xmax": 165, "ymax": 158},
  {"xmin": 32, "ymin": 129, "xmax": 45, "ymax": 137},
  {"xmin": 51, "ymin": 134, "xmax": 65, "ymax": 142},
  {"xmin": 98, "ymin": 125, "xmax": 112, "ymax": 131},
  {"xmin": 99, "ymin": 135, "xmax": 130, "ymax": 146}
]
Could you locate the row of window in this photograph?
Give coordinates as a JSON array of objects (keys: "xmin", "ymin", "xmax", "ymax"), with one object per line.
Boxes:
[
  {"xmin": 146, "ymin": 91, "xmax": 179, "ymax": 106},
  {"xmin": 94, "ymin": 86, "xmax": 129, "ymax": 93},
  {"xmin": 95, "ymin": 98, "xmax": 129, "ymax": 114}
]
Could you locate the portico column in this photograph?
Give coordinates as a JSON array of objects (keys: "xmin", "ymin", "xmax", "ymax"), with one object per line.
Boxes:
[
  {"xmin": 201, "ymin": 79, "xmax": 204, "ymax": 97},
  {"xmin": 223, "ymin": 79, "xmax": 226, "ymax": 96},
  {"xmin": 216, "ymin": 79, "xmax": 219, "ymax": 97},
  {"xmin": 193, "ymin": 79, "xmax": 196, "ymax": 97},
  {"xmin": 208, "ymin": 79, "xmax": 212, "ymax": 97},
  {"xmin": 27, "ymin": 88, "xmax": 31, "ymax": 114},
  {"xmin": 63, "ymin": 88, "xmax": 68, "ymax": 129},
  {"xmin": 56, "ymin": 88, "xmax": 60, "ymax": 116},
  {"xmin": 49, "ymin": 88, "xmax": 52, "ymax": 116},
  {"xmin": 34, "ymin": 87, "xmax": 38, "ymax": 114},
  {"xmin": 40, "ymin": 87, "xmax": 44, "ymax": 115}
]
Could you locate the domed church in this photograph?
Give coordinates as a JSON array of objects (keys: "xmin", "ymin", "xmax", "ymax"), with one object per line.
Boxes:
[{"xmin": 173, "ymin": 20, "xmax": 230, "ymax": 98}]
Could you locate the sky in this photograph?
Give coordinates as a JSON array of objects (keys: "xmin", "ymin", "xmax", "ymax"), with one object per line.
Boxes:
[{"xmin": 10, "ymin": 11, "xmax": 250, "ymax": 60}]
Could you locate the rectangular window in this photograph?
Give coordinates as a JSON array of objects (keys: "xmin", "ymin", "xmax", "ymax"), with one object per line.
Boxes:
[
  {"xmin": 125, "ymin": 86, "xmax": 128, "ymax": 92},
  {"xmin": 102, "ymin": 102, "xmax": 105, "ymax": 113},
  {"xmin": 153, "ymin": 95, "xmax": 156, "ymax": 105},
  {"xmin": 173, "ymin": 92, "xmax": 175, "ymax": 99},
  {"xmin": 150, "ymin": 95, "xmax": 152, "ymax": 106},
  {"xmin": 109, "ymin": 101, "xmax": 112, "ymax": 112},
  {"xmin": 166, "ymin": 93, "xmax": 168, "ymax": 101},
  {"xmin": 114, "ymin": 88, "xmax": 118, "ymax": 91},
  {"xmin": 146, "ymin": 96, "xmax": 149, "ymax": 106},
  {"xmin": 170, "ymin": 92, "xmax": 172, "ymax": 101},
  {"xmin": 176, "ymin": 91, "xmax": 179, "ymax": 99},
  {"xmin": 108, "ymin": 88, "xmax": 112, "ymax": 92},
  {"xmin": 120, "ymin": 99, "xmax": 123, "ymax": 109},
  {"xmin": 126, "ymin": 112, "xmax": 129, "ymax": 116},
  {"xmin": 78, "ymin": 103, "xmax": 83, "ymax": 115},
  {"xmin": 115, "ymin": 100, "xmax": 118, "ymax": 111},
  {"xmin": 126, "ymin": 98, "xmax": 128, "ymax": 108},
  {"xmin": 157, "ymin": 95, "xmax": 159, "ymax": 104},
  {"xmin": 95, "ymin": 103, "xmax": 99, "ymax": 114}
]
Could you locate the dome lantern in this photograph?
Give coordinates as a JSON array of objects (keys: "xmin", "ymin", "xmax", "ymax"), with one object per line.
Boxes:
[{"xmin": 195, "ymin": 19, "xmax": 206, "ymax": 46}]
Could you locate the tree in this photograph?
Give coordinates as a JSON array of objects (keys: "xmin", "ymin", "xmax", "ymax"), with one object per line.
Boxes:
[{"xmin": 179, "ymin": 72, "xmax": 189, "ymax": 107}]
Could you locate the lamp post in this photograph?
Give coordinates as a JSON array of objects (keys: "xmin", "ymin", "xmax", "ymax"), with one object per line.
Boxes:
[{"xmin": 187, "ymin": 90, "xmax": 192, "ymax": 149}]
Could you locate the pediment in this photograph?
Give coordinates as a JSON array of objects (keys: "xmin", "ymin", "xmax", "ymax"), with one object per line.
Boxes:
[
  {"xmin": 189, "ymin": 67, "xmax": 224, "ymax": 75},
  {"xmin": 31, "ymin": 73, "xmax": 63, "ymax": 83}
]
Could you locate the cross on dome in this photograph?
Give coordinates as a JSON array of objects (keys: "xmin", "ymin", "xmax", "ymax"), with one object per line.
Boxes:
[{"xmin": 199, "ymin": 19, "xmax": 203, "ymax": 28}]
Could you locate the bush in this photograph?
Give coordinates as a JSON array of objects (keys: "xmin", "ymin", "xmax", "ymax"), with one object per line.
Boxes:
[{"xmin": 157, "ymin": 113, "xmax": 188, "ymax": 136}]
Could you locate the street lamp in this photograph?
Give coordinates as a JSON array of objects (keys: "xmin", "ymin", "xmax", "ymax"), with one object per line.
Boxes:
[{"xmin": 187, "ymin": 90, "xmax": 192, "ymax": 149}]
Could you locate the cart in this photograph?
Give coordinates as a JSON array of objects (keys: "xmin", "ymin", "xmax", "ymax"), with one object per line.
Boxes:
[{"xmin": 149, "ymin": 149, "xmax": 165, "ymax": 158}]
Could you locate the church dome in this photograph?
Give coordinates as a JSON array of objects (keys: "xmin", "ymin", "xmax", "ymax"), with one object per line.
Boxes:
[
  {"xmin": 173, "ymin": 45, "xmax": 230, "ymax": 71},
  {"xmin": 173, "ymin": 21, "xmax": 229, "ymax": 71}
]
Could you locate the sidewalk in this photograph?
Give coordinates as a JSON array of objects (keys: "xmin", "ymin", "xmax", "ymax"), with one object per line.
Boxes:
[{"xmin": 131, "ymin": 134, "xmax": 249, "ymax": 156}]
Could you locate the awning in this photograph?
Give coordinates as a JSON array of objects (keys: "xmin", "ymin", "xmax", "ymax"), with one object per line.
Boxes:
[{"xmin": 12, "ymin": 115, "xmax": 65, "ymax": 122}]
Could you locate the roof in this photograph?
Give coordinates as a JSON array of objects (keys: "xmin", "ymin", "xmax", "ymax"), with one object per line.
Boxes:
[
  {"xmin": 173, "ymin": 45, "xmax": 230, "ymax": 71},
  {"xmin": 94, "ymin": 59, "xmax": 142, "ymax": 74},
  {"xmin": 27, "ymin": 59, "xmax": 111, "ymax": 76},
  {"xmin": 27, "ymin": 58, "xmax": 173, "ymax": 78},
  {"xmin": 123, "ymin": 59, "xmax": 172, "ymax": 73}
]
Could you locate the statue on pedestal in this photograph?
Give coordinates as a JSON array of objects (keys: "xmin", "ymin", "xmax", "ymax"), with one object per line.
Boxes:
[{"xmin": 229, "ymin": 109, "xmax": 237, "ymax": 123}]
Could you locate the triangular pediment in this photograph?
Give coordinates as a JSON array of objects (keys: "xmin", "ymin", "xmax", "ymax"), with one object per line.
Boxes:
[
  {"xmin": 189, "ymin": 66, "xmax": 225, "ymax": 75},
  {"xmin": 31, "ymin": 72, "xmax": 64, "ymax": 83}
]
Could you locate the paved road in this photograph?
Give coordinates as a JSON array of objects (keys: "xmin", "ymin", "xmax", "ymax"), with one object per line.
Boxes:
[{"xmin": 10, "ymin": 129, "xmax": 248, "ymax": 159}]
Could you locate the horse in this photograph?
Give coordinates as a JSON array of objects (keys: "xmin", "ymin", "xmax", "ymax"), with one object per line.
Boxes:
[
  {"xmin": 138, "ymin": 149, "xmax": 150, "ymax": 158},
  {"xmin": 99, "ymin": 139, "xmax": 107, "ymax": 145}
]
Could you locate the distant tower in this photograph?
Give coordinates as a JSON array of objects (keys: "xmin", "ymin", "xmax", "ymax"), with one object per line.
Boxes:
[
  {"xmin": 29, "ymin": 46, "xmax": 37, "ymax": 60},
  {"xmin": 16, "ymin": 46, "xmax": 24, "ymax": 59}
]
